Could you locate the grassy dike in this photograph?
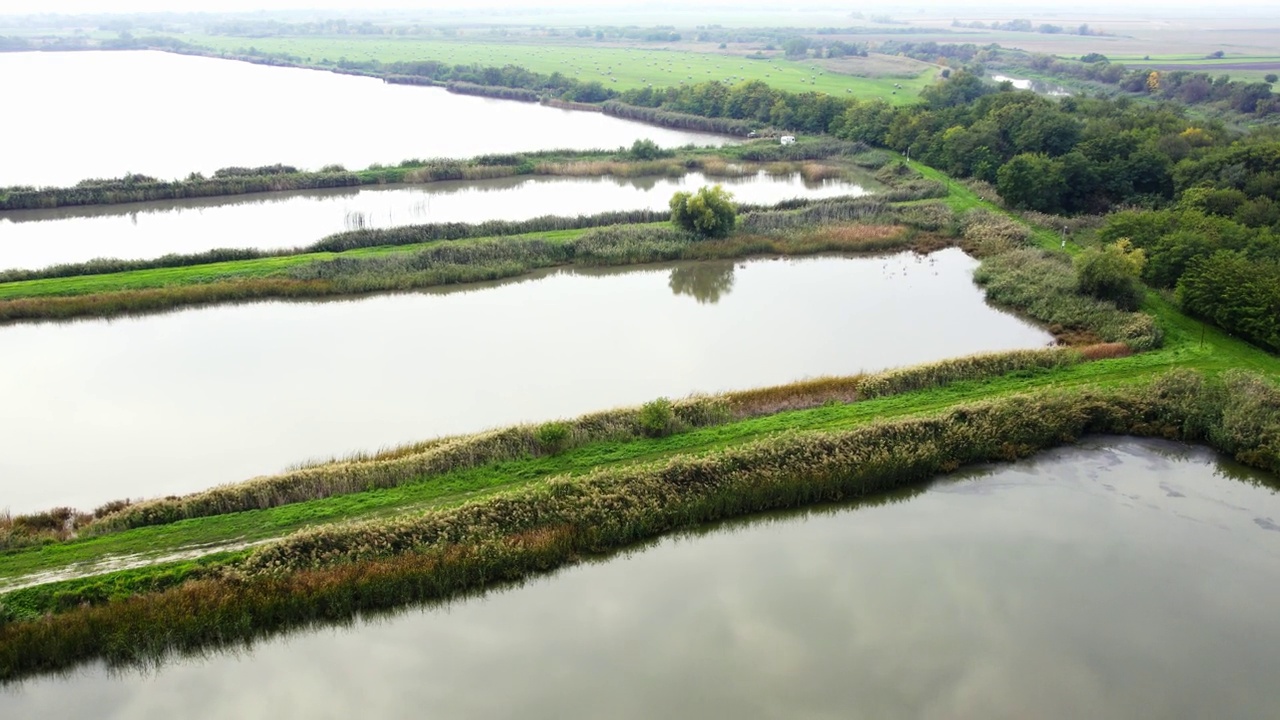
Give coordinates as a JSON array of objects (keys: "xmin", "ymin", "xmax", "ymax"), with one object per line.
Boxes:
[
  {"xmin": 0, "ymin": 159, "xmax": 1276, "ymax": 682},
  {"xmin": 0, "ymin": 193, "xmax": 949, "ymax": 323},
  {"xmin": 0, "ymin": 139, "xmax": 868, "ymax": 212}
]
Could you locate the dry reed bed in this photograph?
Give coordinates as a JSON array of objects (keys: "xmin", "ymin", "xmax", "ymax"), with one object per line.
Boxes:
[
  {"xmin": 83, "ymin": 348, "xmax": 1082, "ymax": 536},
  {"xmin": 2, "ymin": 370, "xmax": 1276, "ymax": 680},
  {"xmin": 529, "ymin": 158, "xmax": 847, "ymax": 181}
]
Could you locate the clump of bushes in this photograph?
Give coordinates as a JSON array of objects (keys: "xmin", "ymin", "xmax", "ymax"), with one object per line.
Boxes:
[
  {"xmin": 1075, "ymin": 239, "xmax": 1146, "ymax": 311},
  {"xmin": 670, "ymin": 185, "xmax": 737, "ymax": 238},
  {"xmin": 0, "ymin": 506, "xmax": 92, "ymax": 551},
  {"xmin": 534, "ymin": 422, "xmax": 572, "ymax": 454},
  {"xmin": 639, "ymin": 398, "xmax": 676, "ymax": 437},
  {"xmin": 627, "ymin": 138, "xmax": 672, "ymax": 161}
]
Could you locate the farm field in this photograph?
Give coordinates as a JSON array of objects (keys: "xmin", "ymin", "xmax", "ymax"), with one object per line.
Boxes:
[
  {"xmin": 1107, "ymin": 54, "xmax": 1280, "ymax": 82},
  {"xmin": 177, "ymin": 34, "xmax": 938, "ymax": 102},
  {"xmin": 872, "ymin": 14, "xmax": 1280, "ymax": 58}
]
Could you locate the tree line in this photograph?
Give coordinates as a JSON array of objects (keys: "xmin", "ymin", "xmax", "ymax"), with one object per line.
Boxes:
[
  {"xmin": 1095, "ymin": 142, "xmax": 1280, "ymax": 351},
  {"xmin": 1004, "ymin": 50, "xmax": 1279, "ymax": 117}
]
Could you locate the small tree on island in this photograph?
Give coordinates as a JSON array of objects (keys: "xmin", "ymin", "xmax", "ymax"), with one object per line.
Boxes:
[{"xmin": 669, "ymin": 185, "xmax": 736, "ymax": 239}]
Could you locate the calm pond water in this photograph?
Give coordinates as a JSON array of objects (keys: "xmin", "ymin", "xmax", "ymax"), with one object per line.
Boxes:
[
  {"xmin": 4, "ymin": 438, "xmax": 1279, "ymax": 718},
  {"xmin": 990, "ymin": 74, "xmax": 1071, "ymax": 97},
  {"xmin": 0, "ymin": 51, "xmax": 730, "ymax": 188},
  {"xmin": 0, "ymin": 171, "xmax": 873, "ymax": 272},
  {"xmin": 0, "ymin": 250, "xmax": 1051, "ymax": 513}
]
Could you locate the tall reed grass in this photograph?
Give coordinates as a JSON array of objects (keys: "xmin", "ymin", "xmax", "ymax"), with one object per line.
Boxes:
[
  {"xmin": 445, "ymin": 82, "xmax": 540, "ymax": 102},
  {"xmin": 600, "ymin": 101, "xmax": 759, "ymax": 136},
  {"xmin": 974, "ymin": 248, "xmax": 1163, "ymax": 350}
]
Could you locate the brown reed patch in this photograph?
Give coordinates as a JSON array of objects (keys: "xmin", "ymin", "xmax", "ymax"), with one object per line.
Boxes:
[
  {"xmin": 696, "ymin": 157, "xmax": 754, "ymax": 177},
  {"xmin": 724, "ymin": 376, "xmax": 865, "ymax": 417},
  {"xmin": 1048, "ymin": 324, "xmax": 1105, "ymax": 347},
  {"xmin": 1077, "ymin": 342, "xmax": 1135, "ymax": 360},
  {"xmin": 799, "ymin": 163, "xmax": 845, "ymax": 182},
  {"xmin": 0, "ymin": 279, "xmax": 336, "ymax": 323},
  {"xmin": 533, "ymin": 160, "xmax": 684, "ymax": 177},
  {"xmin": 459, "ymin": 166, "xmax": 515, "ymax": 181}
]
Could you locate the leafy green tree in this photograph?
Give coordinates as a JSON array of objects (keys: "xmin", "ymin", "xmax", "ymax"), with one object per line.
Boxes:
[
  {"xmin": 782, "ymin": 37, "xmax": 811, "ymax": 58},
  {"xmin": 997, "ymin": 153, "xmax": 1065, "ymax": 213},
  {"xmin": 670, "ymin": 186, "xmax": 736, "ymax": 238},
  {"xmin": 1234, "ymin": 196, "xmax": 1280, "ymax": 228},
  {"xmin": 1075, "ymin": 239, "xmax": 1147, "ymax": 310},
  {"xmin": 1177, "ymin": 252, "xmax": 1280, "ymax": 352},
  {"xmin": 1058, "ymin": 151, "xmax": 1101, "ymax": 213}
]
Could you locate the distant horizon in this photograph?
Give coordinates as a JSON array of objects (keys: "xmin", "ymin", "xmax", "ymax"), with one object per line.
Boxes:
[{"xmin": 5, "ymin": 1, "xmax": 1280, "ymax": 20}]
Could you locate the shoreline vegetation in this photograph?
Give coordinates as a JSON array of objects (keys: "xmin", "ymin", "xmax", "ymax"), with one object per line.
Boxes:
[
  {"xmin": 0, "ymin": 159, "xmax": 954, "ymax": 323},
  {"xmin": 0, "ymin": 139, "xmax": 867, "ymax": 212}
]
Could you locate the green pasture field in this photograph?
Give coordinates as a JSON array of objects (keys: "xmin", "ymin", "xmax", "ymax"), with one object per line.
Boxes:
[
  {"xmin": 177, "ymin": 34, "xmax": 938, "ymax": 102},
  {"xmin": 1107, "ymin": 54, "xmax": 1280, "ymax": 82}
]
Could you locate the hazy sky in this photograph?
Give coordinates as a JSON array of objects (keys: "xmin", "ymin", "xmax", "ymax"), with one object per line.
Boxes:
[{"xmin": 4, "ymin": 0, "xmax": 1279, "ymax": 16}]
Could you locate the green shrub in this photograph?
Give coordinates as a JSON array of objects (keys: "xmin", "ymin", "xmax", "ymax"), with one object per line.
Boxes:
[
  {"xmin": 670, "ymin": 185, "xmax": 737, "ymax": 238},
  {"xmin": 1075, "ymin": 240, "xmax": 1147, "ymax": 311},
  {"xmin": 639, "ymin": 398, "xmax": 676, "ymax": 437},
  {"xmin": 534, "ymin": 422, "xmax": 572, "ymax": 453},
  {"xmin": 628, "ymin": 138, "xmax": 668, "ymax": 161}
]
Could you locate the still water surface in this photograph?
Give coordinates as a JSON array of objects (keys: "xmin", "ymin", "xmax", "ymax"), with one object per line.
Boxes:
[
  {"xmin": 4, "ymin": 438, "xmax": 1278, "ymax": 718},
  {"xmin": 0, "ymin": 51, "xmax": 730, "ymax": 188},
  {"xmin": 0, "ymin": 250, "xmax": 1051, "ymax": 513},
  {"xmin": 0, "ymin": 171, "xmax": 871, "ymax": 272},
  {"xmin": 990, "ymin": 73, "xmax": 1072, "ymax": 97}
]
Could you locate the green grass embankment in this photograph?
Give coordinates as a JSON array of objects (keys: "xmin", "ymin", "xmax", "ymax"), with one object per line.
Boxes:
[{"xmin": 0, "ymin": 229, "xmax": 587, "ymax": 299}]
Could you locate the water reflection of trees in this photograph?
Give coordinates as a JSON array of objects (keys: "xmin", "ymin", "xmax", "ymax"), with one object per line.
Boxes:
[{"xmin": 668, "ymin": 261, "xmax": 736, "ymax": 304}]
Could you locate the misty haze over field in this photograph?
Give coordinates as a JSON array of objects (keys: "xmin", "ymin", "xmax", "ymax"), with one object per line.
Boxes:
[{"xmin": 5, "ymin": 0, "xmax": 1280, "ymax": 17}]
